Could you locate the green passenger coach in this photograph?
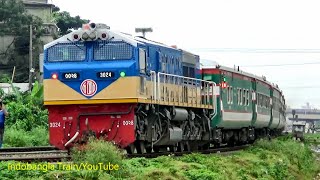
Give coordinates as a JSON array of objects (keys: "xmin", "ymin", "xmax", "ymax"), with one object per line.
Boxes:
[{"xmin": 202, "ymin": 65, "xmax": 286, "ymax": 145}]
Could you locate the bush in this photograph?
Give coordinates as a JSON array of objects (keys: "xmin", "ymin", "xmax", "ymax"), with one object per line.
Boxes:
[
  {"xmin": 71, "ymin": 139, "xmax": 127, "ymax": 178},
  {"xmin": 3, "ymin": 126, "xmax": 48, "ymax": 147}
]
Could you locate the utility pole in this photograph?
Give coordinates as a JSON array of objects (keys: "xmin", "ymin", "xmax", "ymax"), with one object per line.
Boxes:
[
  {"xmin": 28, "ymin": 25, "xmax": 33, "ymax": 91},
  {"xmin": 135, "ymin": 27, "xmax": 153, "ymax": 38}
]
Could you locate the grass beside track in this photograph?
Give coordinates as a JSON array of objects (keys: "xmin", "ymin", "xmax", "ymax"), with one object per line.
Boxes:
[{"xmin": 0, "ymin": 135, "xmax": 319, "ymax": 180}]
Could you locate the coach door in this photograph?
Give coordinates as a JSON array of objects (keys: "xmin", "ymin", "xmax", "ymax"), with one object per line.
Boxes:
[{"xmin": 251, "ymin": 79, "xmax": 257, "ymax": 124}]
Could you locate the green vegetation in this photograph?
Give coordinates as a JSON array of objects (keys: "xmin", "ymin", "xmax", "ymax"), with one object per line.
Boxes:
[
  {"xmin": 0, "ymin": 0, "xmax": 89, "ymax": 82},
  {"xmin": 304, "ymin": 133, "xmax": 320, "ymax": 145},
  {"xmin": 0, "ymin": 82, "xmax": 49, "ymax": 147},
  {"xmin": 0, "ymin": 0, "xmax": 44, "ymax": 83},
  {"xmin": 1, "ymin": 136, "xmax": 319, "ymax": 180},
  {"xmin": 52, "ymin": 6, "xmax": 89, "ymax": 36}
]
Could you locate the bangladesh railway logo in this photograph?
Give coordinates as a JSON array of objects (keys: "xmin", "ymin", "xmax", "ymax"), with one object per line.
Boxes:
[{"xmin": 80, "ymin": 79, "xmax": 97, "ymax": 96}]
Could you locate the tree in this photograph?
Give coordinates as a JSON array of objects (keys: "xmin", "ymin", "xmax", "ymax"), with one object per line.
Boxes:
[
  {"xmin": 53, "ymin": 7, "xmax": 89, "ymax": 36},
  {"xmin": 0, "ymin": 0, "xmax": 44, "ymax": 83},
  {"xmin": 0, "ymin": 0, "xmax": 43, "ymax": 55}
]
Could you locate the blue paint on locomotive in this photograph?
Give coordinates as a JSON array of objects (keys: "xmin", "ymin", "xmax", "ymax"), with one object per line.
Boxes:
[
  {"xmin": 44, "ymin": 41, "xmax": 139, "ymax": 97},
  {"xmin": 43, "ymin": 34, "xmax": 199, "ymax": 98}
]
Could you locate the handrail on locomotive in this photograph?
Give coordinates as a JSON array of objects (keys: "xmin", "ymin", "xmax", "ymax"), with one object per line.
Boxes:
[{"xmin": 150, "ymin": 71, "xmax": 218, "ymax": 119}]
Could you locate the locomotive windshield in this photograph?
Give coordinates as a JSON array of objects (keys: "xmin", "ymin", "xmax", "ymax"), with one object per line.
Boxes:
[
  {"xmin": 47, "ymin": 43, "xmax": 86, "ymax": 62},
  {"xmin": 93, "ymin": 41, "xmax": 133, "ymax": 60}
]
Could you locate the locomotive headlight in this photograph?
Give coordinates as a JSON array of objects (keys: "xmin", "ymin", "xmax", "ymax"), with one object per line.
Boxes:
[
  {"xmin": 89, "ymin": 32, "xmax": 97, "ymax": 40},
  {"xmin": 82, "ymin": 32, "xmax": 89, "ymax": 40}
]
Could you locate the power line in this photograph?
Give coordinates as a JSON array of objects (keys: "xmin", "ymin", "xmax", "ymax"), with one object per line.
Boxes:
[
  {"xmin": 241, "ymin": 62, "xmax": 320, "ymax": 67},
  {"xmin": 282, "ymin": 86, "xmax": 320, "ymax": 89},
  {"xmin": 190, "ymin": 48, "xmax": 320, "ymax": 53}
]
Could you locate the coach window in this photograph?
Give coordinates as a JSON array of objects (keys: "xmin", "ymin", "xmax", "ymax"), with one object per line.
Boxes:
[
  {"xmin": 226, "ymin": 87, "xmax": 229, "ymax": 104},
  {"xmin": 247, "ymin": 90, "xmax": 250, "ymax": 105},
  {"xmin": 243, "ymin": 90, "xmax": 246, "ymax": 106},
  {"xmin": 238, "ymin": 88, "xmax": 241, "ymax": 105},
  {"xmin": 139, "ymin": 48, "xmax": 146, "ymax": 74},
  {"xmin": 240, "ymin": 89, "xmax": 243, "ymax": 105},
  {"xmin": 230, "ymin": 87, "xmax": 233, "ymax": 104}
]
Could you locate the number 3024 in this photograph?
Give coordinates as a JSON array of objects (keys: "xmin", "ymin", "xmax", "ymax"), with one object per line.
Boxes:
[{"xmin": 50, "ymin": 122, "xmax": 61, "ymax": 128}]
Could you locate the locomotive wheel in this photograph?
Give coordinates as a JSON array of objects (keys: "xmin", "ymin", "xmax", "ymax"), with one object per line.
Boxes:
[
  {"xmin": 136, "ymin": 141, "xmax": 146, "ymax": 154},
  {"xmin": 177, "ymin": 142, "xmax": 185, "ymax": 152},
  {"xmin": 146, "ymin": 146, "xmax": 152, "ymax": 153},
  {"xmin": 202, "ymin": 143, "xmax": 210, "ymax": 150},
  {"xmin": 125, "ymin": 144, "xmax": 135, "ymax": 154},
  {"xmin": 169, "ymin": 145, "xmax": 177, "ymax": 152},
  {"xmin": 153, "ymin": 146, "xmax": 160, "ymax": 153}
]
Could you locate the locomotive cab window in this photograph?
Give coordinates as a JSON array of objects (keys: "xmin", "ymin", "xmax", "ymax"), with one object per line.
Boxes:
[{"xmin": 47, "ymin": 43, "xmax": 86, "ymax": 62}]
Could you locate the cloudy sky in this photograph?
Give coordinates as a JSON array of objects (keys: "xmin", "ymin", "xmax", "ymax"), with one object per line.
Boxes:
[{"xmin": 52, "ymin": 0, "xmax": 320, "ymax": 109}]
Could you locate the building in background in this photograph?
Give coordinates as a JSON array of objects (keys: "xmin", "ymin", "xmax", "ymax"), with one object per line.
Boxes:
[{"xmin": 0, "ymin": 0, "xmax": 57, "ymax": 83}]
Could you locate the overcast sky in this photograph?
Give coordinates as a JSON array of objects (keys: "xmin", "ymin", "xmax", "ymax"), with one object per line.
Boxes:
[{"xmin": 52, "ymin": 0, "xmax": 320, "ymax": 109}]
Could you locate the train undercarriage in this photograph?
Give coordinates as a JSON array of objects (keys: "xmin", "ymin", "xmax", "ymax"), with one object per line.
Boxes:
[{"xmin": 125, "ymin": 103, "xmax": 283, "ymax": 154}]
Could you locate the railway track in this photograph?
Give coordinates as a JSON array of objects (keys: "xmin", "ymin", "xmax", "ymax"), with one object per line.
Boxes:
[
  {"xmin": 127, "ymin": 145, "xmax": 249, "ymax": 158},
  {"xmin": 0, "ymin": 145, "xmax": 248, "ymax": 162},
  {"xmin": 0, "ymin": 146, "xmax": 58, "ymax": 153},
  {"xmin": 0, "ymin": 146, "xmax": 71, "ymax": 162}
]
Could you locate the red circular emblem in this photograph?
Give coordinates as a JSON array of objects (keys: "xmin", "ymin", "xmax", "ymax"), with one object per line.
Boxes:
[{"xmin": 80, "ymin": 79, "xmax": 97, "ymax": 96}]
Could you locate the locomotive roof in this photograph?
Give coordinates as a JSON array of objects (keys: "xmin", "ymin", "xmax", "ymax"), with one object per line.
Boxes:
[
  {"xmin": 203, "ymin": 65, "xmax": 283, "ymax": 92},
  {"xmin": 44, "ymin": 26, "xmax": 180, "ymax": 52},
  {"xmin": 134, "ymin": 36, "xmax": 178, "ymax": 50}
]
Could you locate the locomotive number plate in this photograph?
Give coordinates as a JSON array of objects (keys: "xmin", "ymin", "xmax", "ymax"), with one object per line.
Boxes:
[
  {"xmin": 97, "ymin": 71, "xmax": 115, "ymax": 78},
  {"xmin": 63, "ymin": 72, "xmax": 80, "ymax": 79},
  {"xmin": 123, "ymin": 120, "xmax": 134, "ymax": 126},
  {"xmin": 50, "ymin": 122, "xmax": 61, "ymax": 128}
]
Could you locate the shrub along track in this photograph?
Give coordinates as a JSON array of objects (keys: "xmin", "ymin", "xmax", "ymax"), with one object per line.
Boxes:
[{"xmin": 0, "ymin": 145, "xmax": 249, "ymax": 162}]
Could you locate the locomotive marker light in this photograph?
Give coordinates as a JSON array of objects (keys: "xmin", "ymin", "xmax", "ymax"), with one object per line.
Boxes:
[
  {"xmin": 220, "ymin": 77, "xmax": 228, "ymax": 88},
  {"xmin": 72, "ymin": 33, "xmax": 81, "ymax": 41},
  {"xmin": 120, "ymin": 71, "xmax": 126, "ymax": 77},
  {"xmin": 51, "ymin": 73, "xmax": 58, "ymax": 79},
  {"xmin": 98, "ymin": 31, "xmax": 109, "ymax": 40}
]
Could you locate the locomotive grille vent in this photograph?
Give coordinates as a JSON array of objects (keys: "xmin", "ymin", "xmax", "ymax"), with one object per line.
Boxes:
[{"xmin": 93, "ymin": 42, "xmax": 133, "ymax": 60}]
